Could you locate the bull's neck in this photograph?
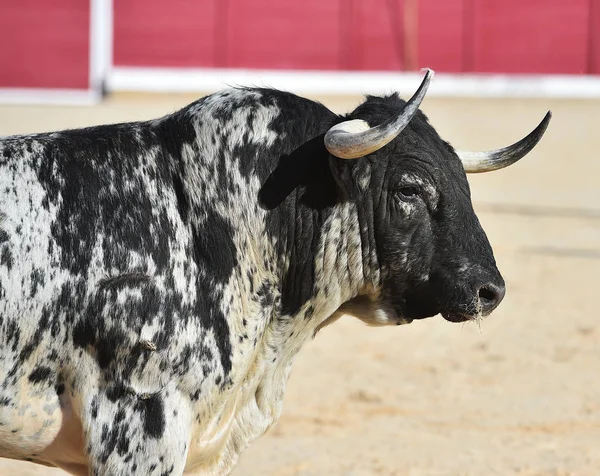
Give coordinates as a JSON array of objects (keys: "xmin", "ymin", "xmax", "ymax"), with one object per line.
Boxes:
[{"xmin": 274, "ymin": 198, "xmax": 379, "ymax": 328}]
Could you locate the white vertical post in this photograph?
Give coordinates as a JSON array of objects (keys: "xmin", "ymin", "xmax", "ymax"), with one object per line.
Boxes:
[{"xmin": 89, "ymin": 0, "xmax": 113, "ymax": 94}]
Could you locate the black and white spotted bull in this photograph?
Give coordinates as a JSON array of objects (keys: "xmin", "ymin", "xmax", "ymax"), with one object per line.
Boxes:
[{"xmin": 0, "ymin": 70, "xmax": 550, "ymax": 475}]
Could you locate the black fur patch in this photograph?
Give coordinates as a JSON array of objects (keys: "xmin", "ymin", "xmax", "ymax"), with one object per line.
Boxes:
[
  {"xmin": 28, "ymin": 366, "xmax": 53, "ymax": 384},
  {"xmin": 138, "ymin": 394, "xmax": 166, "ymax": 439},
  {"xmin": 192, "ymin": 209, "xmax": 238, "ymax": 284},
  {"xmin": 0, "ymin": 246, "xmax": 13, "ymax": 270}
]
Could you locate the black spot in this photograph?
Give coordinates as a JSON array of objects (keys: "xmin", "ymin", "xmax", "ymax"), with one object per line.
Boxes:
[
  {"xmin": 195, "ymin": 290, "xmax": 232, "ymax": 377},
  {"xmin": 117, "ymin": 437, "xmax": 129, "ymax": 458},
  {"xmin": 28, "ymin": 366, "xmax": 53, "ymax": 384},
  {"xmin": 30, "ymin": 269, "xmax": 45, "ymax": 297},
  {"xmin": 256, "ymin": 281, "xmax": 275, "ymax": 308},
  {"xmin": 192, "ymin": 209, "xmax": 238, "ymax": 284},
  {"xmin": 116, "ymin": 417, "xmax": 130, "ymax": 455},
  {"xmin": 105, "ymin": 385, "xmax": 129, "ymax": 402},
  {"xmin": 4, "ymin": 319, "xmax": 20, "ymax": 353},
  {"xmin": 172, "ymin": 173, "xmax": 189, "ymax": 223},
  {"xmin": 100, "ymin": 422, "xmax": 121, "ymax": 464},
  {"xmin": 138, "ymin": 394, "xmax": 166, "ymax": 439},
  {"xmin": 0, "ymin": 246, "xmax": 13, "ymax": 270},
  {"xmin": 0, "ymin": 229, "xmax": 8, "ymax": 244},
  {"xmin": 90, "ymin": 398, "xmax": 99, "ymax": 419},
  {"xmin": 96, "ymin": 328, "xmax": 128, "ymax": 370},
  {"xmin": 73, "ymin": 319, "xmax": 95, "ymax": 349},
  {"xmin": 190, "ymin": 388, "xmax": 201, "ymax": 401},
  {"xmin": 114, "ymin": 408, "xmax": 127, "ymax": 424}
]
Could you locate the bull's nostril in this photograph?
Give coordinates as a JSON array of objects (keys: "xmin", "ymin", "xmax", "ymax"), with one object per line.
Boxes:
[
  {"xmin": 479, "ymin": 286, "xmax": 496, "ymax": 303},
  {"xmin": 478, "ymin": 283, "xmax": 506, "ymax": 313}
]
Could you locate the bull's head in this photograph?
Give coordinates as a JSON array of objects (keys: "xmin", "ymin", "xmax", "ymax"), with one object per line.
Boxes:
[{"xmin": 326, "ymin": 69, "xmax": 550, "ymax": 325}]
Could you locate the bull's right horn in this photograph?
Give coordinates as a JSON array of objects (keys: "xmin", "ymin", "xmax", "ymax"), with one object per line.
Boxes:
[
  {"xmin": 324, "ymin": 69, "xmax": 434, "ymax": 160},
  {"xmin": 456, "ymin": 111, "xmax": 552, "ymax": 173}
]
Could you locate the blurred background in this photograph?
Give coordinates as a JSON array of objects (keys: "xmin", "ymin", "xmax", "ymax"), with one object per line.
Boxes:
[
  {"xmin": 1, "ymin": 1, "xmax": 600, "ymax": 475},
  {"xmin": 1, "ymin": 0, "xmax": 600, "ymax": 101}
]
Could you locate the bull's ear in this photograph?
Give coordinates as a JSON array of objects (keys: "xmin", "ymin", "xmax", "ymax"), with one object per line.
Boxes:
[{"xmin": 259, "ymin": 134, "xmax": 341, "ymax": 210}]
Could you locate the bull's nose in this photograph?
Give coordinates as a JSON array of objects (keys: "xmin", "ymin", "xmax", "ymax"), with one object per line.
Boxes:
[{"xmin": 477, "ymin": 282, "xmax": 506, "ymax": 315}]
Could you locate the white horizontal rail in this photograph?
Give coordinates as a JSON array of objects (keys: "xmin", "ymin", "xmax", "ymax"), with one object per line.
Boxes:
[
  {"xmin": 107, "ymin": 67, "xmax": 600, "ymax": 98},
  {"xmin": 0, "ymin": 88, "xmax": 102, "ymax": 106}
]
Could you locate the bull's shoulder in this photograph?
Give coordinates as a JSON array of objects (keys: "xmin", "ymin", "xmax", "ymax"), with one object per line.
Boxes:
[{"xmin": 182, "ymin": 87, "xmax": 337, "ymax": 146}]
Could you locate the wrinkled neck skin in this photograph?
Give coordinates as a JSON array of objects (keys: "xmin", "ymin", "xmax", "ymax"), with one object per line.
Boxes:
[
  {"xmin": 174, "ymin": 91, "xmax": 381, "ymax": 474},
  {"xmin": 272, "ymin": 197, "xmax": 382, "ymax": 339}
]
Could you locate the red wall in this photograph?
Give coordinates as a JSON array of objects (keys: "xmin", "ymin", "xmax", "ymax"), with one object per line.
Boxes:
[
  {"xmin": 113, "ymin": 0, "xmax": 409, "ymax": 71},
  {"xmin": 0, "ymin": 0, "xmax": 89, "ymax": 89},
  {"xmin": 590, "ymin": 0, "xmax": 600, "ymax": 74},
  {"xmin": 2, "ymin": 0, "xmax": 600, "ymax": 91},
  {"xmin": 114, "ymin": 0, "xmax": 218, "ymax": 68},
  {"xmin": 226, "ymin": 0, "xmax": 341, "ymax": 69},
  {"xmin": 469, "ymin": 0, "xmax": 589, "ymax": 74},
  {"xmin": 417, "ymin": 0, "xmax": 597, "ymax": 74},
  {"xmin": 418, "ymin": 0, "xmax": 465, "ymax": 72},
  {"xmin": 113, "ymin": 0, "xmax": 600, "ymax": 74},
  {"xmin": 345, "ymin": 0, "xmax": 406, "ymax": 71}
]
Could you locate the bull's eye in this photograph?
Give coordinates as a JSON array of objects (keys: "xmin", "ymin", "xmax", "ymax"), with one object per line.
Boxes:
[{"xmin": 396, "ymin": 185, "xmax": 420, "ymax": 199}]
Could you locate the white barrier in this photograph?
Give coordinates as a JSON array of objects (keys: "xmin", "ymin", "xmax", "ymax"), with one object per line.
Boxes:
[{"xmin": 107, "ymin": 67, "xmax": 600, "ymax": 99}]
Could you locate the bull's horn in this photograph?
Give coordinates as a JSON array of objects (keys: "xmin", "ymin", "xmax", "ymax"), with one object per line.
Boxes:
[
  {"xmin": 456, "ymin": 111, "xmax": 552, "ymax": 173},
  {"xmin": 324, "ymin": 69, "xmax": 434, "ymax": 159}
]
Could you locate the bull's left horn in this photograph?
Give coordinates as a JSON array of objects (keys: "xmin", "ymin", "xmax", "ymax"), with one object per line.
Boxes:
[
  {"xmin": 324, "ymin": 69, "xmax": 434, "ymax": 159},
  {"xmin": 456, "ymin": 111, "xmax": 552, "ymax": 173}
]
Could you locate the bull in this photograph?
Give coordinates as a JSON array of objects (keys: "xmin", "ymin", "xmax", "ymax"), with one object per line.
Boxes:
[{"xmin": 0, "ymin": 70, "xmax": 550, "ymax": 475}]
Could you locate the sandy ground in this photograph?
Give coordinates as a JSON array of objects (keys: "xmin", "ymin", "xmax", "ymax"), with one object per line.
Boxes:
[{"xmin": 0, "ymin": 90, "xmax": 599, "ymax": 475}]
